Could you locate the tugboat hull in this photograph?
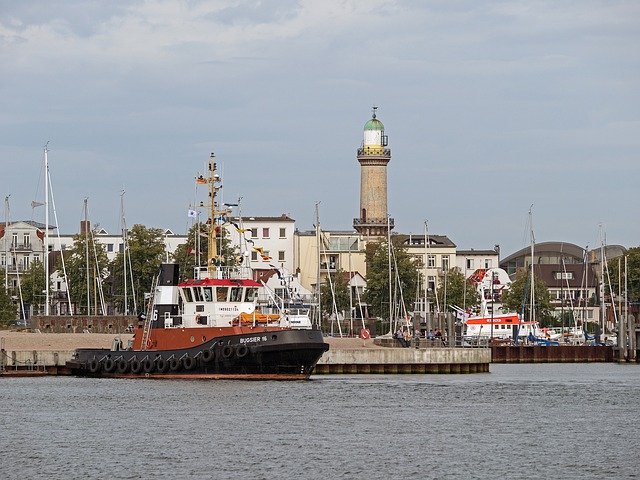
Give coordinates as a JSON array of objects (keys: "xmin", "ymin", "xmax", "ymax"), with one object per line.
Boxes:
[{"xmin": 67, "ymin": 329, "xmax": 329, "ymax": 380}]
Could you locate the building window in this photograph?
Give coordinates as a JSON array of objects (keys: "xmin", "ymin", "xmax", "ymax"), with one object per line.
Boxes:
[
  {"xmin": 23, "ymin": 234, "xmax": 30, "ymax": 247},
  {"xmin": 107, "ymin": 244, "xmax": 114, "ymax": 252},
  {"xmin": 441, "ymin": 255, "xmax": 449, "ymax": 270},
  {"xmin": 251, "ymin": 228, "xmax": 258, "ymax": 238},
  {"xmin": 466, "ymin": 258, "xmax": 474, "ymax": 270},
  {"xmin": 262, "ymin": 228, "xmax": 270, "ymax": 238},
  {"xmin": 427, "ymin": 255, "xmax": 436, "ymax": 268},
  {"xmin": 23, "ymin": 256, "xmax": 29, "ymax": 269},
  {"xmin": 484, "ymin": 259, "xmax": 492, "ymax": 269},
  {"xmin": 12, "ymin": 233, "xmax": 18, "ymax": 247},
  {"xmin": 279, "ymin": 227, "xmax": 286, "ymax": 238},
  {"xmin": 427, "ymin": 276, "xmax": 436, "ymax": 293},
  {"xmin": 554, "ymin": 272, "xmax": 573, "ymax": 280},
  {"xmin": 119, "ymin": 244, "xmax": 124, "ymax": 253},
  {"xmin": 251, "ymin": 251, "xmax": 258, "ymax": 262},
  {"xmin": 278, "ymin": 251, "xmax": 285, "ymax": 262}
]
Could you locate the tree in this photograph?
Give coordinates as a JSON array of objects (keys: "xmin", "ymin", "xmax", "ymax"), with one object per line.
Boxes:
[
  {"xmin": 606, "ymin": 247, "xmax": 640, "ymax": 303},
  {"xmin": 436, "ymin": 268, "xmax": 480, "ymax": 312},
  {"xmin": 363, "ymin": 237, "xmax": 421, "ymax": 319},
  {"xmin": 172, "ymin": 223, "xmax": 208, "ymax": 282},
  {"xmin": 501, "ymin": 268, "xmax": 552, "ymax": 324},
  {"xmin": 172, "ymin": 221, "xmax": 239, "ymax": 282},
  {"xmin": 320, "ymin": 269, "xmax": 351, "ymax": 316},
  {"xmin": 109, "ymin": 224, "xmax": 166, "ymax": 314},
  {"xmin": 0, "ymin": 269, "xmax": 16, "ymax": 327},
  {"xmin": 57, "ymin": 230, "xmax": 110, "ymax": 315},
  {"xmin": 19, "ymin": 259, "xmax": 46, "ymax": 314}
]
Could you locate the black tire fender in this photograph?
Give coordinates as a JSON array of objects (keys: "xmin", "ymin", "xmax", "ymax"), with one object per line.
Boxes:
[
  {"xmin": 103, "ymin": 357, "xmax": 115, "ymax": 373},
  {"xmin": 130, "ymin": 358, "xmax": 143, "ymax": 374},
  {"xmin": 88, "ymin": 357, "xmax": 100, "ymax": 374},
  {"xmin": 221, "ymin": 344, "xmax": 234, "ymax": 359},
  {"xmin": 182, "ymin": 355, "xmax": 196, "ymax": 370},
  {"xmin": 236, "ymin": 344, "xmax": 249, "ymax": 358}
]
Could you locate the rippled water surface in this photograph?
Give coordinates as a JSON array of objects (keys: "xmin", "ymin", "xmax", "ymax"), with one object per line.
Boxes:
[{"xmin": 1, "ymin": 364, "xmax": 639, "ymax": 479}]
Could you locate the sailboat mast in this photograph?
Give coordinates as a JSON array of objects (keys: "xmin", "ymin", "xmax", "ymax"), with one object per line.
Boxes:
[
  {"xmin": 387, "ymin": 214, "xmax": 392, "ymax": 335},
  {"xmin": 3, "ymin": 196, "xmax": 8, "ymax": 294},
  {"xmin": 529, "ymin": 205, "xmax": 535, "ymax": 323},
  {"xmin": 44, "ymin": 144, "xmax": 50, "ymax": 316},
  {"xmin": 599, "ymin": 224, "xmax": 605, "ymax": 335},
  {"xmin": 315, "ymin": 202, "xmax": 321, "ymax": 328},
  {"xmin": 84, "ymin": 198, "xmax": 90, "ymax": 315}
]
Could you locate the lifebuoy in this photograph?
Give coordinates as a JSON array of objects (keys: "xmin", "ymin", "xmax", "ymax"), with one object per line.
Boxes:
[
  {"xmin": 130, "ymin": 358, "xmax": 143, "ymax": 374},
  {"xmin": 103, "ymin": 358, "xmax": 115, "ymax": 373},
  {"xmin": 155, "ymin": 357, "xmax": 168, "ymax": 373},
  {"xmin": 116, "ymin": 358, "xmax": 129, "ymax": 374},
  {"xmin": 143, "ymin": 358, "xmax": 154, "ymax": 373},
  {"xmin": 182, "ymin": 356, "xmax": 196, "ymax": 370},
  {"xmin": 146, "ymin": 338, "xmax": 153, "ymax": 349},
  {"xmin": 202, "ymin": 348, "xmax": 215, "ymax": 363},
  {"xmin": 221, "ymin": 345, "xmax": 234, "ymax": 359},
  {"xmin": 169, "ymin": 357, "xmax": 181, "ymax": 371},
  {"xmin": 359, "ymin": 328, "xmax": 371, "ymax": 340},
  {"xmin": 88, "ymin": 357, "xmax": 100, "ymax": 373},
  {"xmin": 236, "ymin": 344, "xmax": 249, "ymax": 358}
]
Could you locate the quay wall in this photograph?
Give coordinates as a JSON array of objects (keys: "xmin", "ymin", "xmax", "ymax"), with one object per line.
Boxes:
[
  {"xmin": 315, "ymin": 347, "xmax": 490, "ymax": 374},
  {"xmin": 30, "ymin": 315, "xmax": 138, "ymax": 334},
  {"xmin": 491, "ymin": 345, "xmax": 614, "ymax": 363}
]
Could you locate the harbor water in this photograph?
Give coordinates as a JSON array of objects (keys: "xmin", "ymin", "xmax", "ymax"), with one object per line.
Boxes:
[{"xmin": 1, "ymin": 364, "xmax": 639, "ymax": 479}]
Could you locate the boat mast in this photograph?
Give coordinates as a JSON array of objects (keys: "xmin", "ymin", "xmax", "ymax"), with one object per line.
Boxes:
[
  {"xmin": 529, "ymin": 205, "xmax": 535, "ymax": 323},
  {"xmin": 3, "ymin": 196, "xmax": 8, "ymax": 294},
  {"xmin": 44, "ymin": 144, "xmax": 50, "ymax": 316},
  {"xmin": 387, "ymin": 214, "xmax": 393, "ymax": 335},
  {"xmin": 120, "ymin": 190, "xmax": 127, "ymax": 314},
  {"xmin": 84, "ymin": 198, "xmax": 90, "ymax": 315},
  {"xmin": 206, "ymin": 153, "xmax": 222, "ymax": 278},
  {"xmin": 314, "ymin": 202, "xmax": 321, "ymax": 328},
  {"xmin": 599, "ymin": 224, "xmax": 605, "ymax": 336}
]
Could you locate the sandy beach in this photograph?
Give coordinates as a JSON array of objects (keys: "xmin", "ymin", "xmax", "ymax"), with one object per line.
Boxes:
[{"xmin": 0, "ymin": 330, "xmax": 385, "ymax": 351}]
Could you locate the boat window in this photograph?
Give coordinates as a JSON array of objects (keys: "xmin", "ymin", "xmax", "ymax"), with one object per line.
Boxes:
[
  {"xmin": 230, "ymin": 287, "xmax": 243, "ymax": 302},
  {"xmin": 216, "ymin": 287, "xmax": 228, "ymax": 302},
  {"xmin": 193, "ymin": 288, "xmax": 203, "ymax": 302},
  {"xmin": 182, "ymin": 288, "xmax": 193, "ymax": 303},
  {"xmin": 203, "ymin": 287, "xmax": 213, "ymax": 302},
  {"xmin": 245, "ymin": 288, "xmax": 258, "ymax": 302}
]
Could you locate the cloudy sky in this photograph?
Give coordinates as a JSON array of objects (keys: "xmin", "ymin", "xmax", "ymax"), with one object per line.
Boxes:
[{"xmin": 1, "ymin": 0, "xmax": 638, "ymax": 256}]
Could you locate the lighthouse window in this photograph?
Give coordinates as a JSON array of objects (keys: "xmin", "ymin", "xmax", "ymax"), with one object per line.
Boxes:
[
  {"xmin": 216, "ymin": 287, "xmax": 228, "ymax": 301},
  {"xmin": 230, "ymin": 287, "xmax": 242, "ymax": 302}
]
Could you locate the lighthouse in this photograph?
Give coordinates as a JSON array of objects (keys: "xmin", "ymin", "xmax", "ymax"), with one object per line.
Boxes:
[{"xmin": 353, "ymin": 107, "xmax": 394, "ymax": 237}]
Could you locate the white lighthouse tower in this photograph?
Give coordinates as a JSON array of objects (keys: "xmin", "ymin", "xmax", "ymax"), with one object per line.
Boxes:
[{"xmin": 353, "ymin": 107, "xmax": 393, "ymax": 237}]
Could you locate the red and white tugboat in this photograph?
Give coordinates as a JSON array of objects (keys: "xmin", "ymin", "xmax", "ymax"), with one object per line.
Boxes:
[{"xmin": 67, "ymin": 158, "xmax": 329, "ymax": 379}]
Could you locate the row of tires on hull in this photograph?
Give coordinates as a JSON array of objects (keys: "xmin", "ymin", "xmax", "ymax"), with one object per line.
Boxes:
[{"xmin": 86, "ymin": 343, "xmax": 250, "ymax": 375}]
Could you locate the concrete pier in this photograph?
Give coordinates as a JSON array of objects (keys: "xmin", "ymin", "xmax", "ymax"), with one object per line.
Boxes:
[{"xmin": 315, "ymin": 347, "xmax": 490, "ymax": 374}]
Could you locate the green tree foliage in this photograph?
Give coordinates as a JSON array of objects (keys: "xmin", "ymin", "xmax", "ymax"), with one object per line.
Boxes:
[
  {"xmin": 58, "ymin": 231, "xmax": 110, "ymax": 315},
  {"xmin": 0, "ymin": 269, "xmax": 17, "ymax": 327},
  {"xmin": 363, "ymin": 237, "xmax": 421, "ymax": 318},
  {"xmin": 436, "ymin": 268, "xmax": 480, "ymax": 311},
  {"xmin": 320, "ymin": 269, "xmax": 351, "ymax": 315},
  {"xmin": 172, "ymin": 223, "xmax": 208, "ymax": 282},
  {"xmin": 109, "ymin": 224, "xmax": 166, "ymax": 314},
  {"xmin": 606, "ymin": 247, "xmax": 640, "ymax": 303},
  {"xmin": 172, "ymin": 221, "xmax": 239, "ymax": 282},
  {"xmin": 501, "ymin": 268, "xmax": 552, "ymax": 323},
  {"xmin": 19, "ymin": 259, "xmax": 46, "ymax": 312}
]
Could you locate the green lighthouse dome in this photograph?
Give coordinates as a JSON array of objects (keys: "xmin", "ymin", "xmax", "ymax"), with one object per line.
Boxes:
[{"xmin": 364, "ymin": 117, "xmax": 384, "ymax": 131}]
